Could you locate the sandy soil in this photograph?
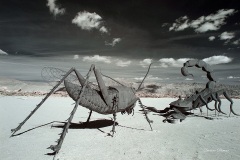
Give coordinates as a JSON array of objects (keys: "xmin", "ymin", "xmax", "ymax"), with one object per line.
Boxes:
[{"xmin": 1, "ymin": 96, "xmax": 240, "ymax": 160}]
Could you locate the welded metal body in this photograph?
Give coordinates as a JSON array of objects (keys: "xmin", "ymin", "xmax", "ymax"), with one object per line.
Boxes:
[
  {"xmin": 169, "ymin": 88, "xmax": 215, "ymax": 112},
  {"xmin": 64, "ymin": 80, "xmax": 137, "ymax": 114},
  {"xmin": 10, "ymin": 64, "xmax": 152, "ymax": 156},
  {"xmin": 146, "ymin": 59, "xmax": 239, "ymax": 123},
  {"xmin": 171, "ymin": 59, "xmax": 238, "ymax": 115},
  {"xmin": 168, "ymin": 59, "xmax": 239, "ymax": 119}
]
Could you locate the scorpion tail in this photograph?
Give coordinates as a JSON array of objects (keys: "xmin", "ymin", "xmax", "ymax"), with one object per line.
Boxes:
[{"xmin": 181, "ymin": 59, "xmax": 216, "ymax": 82}]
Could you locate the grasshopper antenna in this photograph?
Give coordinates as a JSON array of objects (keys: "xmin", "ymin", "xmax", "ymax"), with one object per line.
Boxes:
[
  {"xmin": 101, "ymin": 72, "xmax": 125, "ymax": 87},
  {"xmin": 137, "ymin": 63, "xmax": 154, "ymax": 92}
]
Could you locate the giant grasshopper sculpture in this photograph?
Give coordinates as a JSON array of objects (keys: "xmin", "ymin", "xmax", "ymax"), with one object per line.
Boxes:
[
  {"xmin": 147, "ymin": 59, "xmax": 239, "ymax": 123},
  {"xmin": 10, "ymin": 64, "xmax": 153, "ymax": 156}
]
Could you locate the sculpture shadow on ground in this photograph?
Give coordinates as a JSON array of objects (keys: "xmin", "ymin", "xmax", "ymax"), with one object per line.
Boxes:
[
  {"xmin": 52, "ymin": 119, "xmax": 117, "ymax": 129},
  {"xmin": 11, "ymin": 119, "xmax": 116, "ymax": 137}
]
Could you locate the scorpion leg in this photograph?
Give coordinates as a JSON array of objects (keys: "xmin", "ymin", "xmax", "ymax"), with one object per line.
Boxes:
[
  {"xmin": 199, "ymin": 107, "xmax": 203, "ymax": 115},
  {"xmin": 211, "ymin": 94, "xmax": 219, "ymax": 111},
  {"xmin": 193, "ymin": 96, "xmax": 203, "ymax": 115},
  {"xmin": 146, "ymin": 106, "xmax": 172, "ymax": 115},
  {"xmin": 216, "ymin": 92, "xmax": 227, "ymax": 115},
  {"xmin": 199, "ymin": 95, "xmax": 214, "ymax": 116},
  {"xmin": 162, "ymin": 107, "xmax": 186, "ymax": 123},
  {"xmin": 172, "ymin": 107, "xmax": 186, "ymax": 121},
  {"xmin": 211, "ymin": 94, "xmax": 219, "ymax": 116},
  {"xmin": 223, "ymin": 91, "xmax": 240, "ymax": 116},
  {"xmin": 10, "ymin": 67, "xmax": 76, "ymax": 137},
  {"xmin": 205, "ymin": 101, "xmax": 215, "ymax": 111},
  {"xmin": 192, "ymin": 95, "xmax": 208, "ymax": 116},
  {"xmin": 214, "ymin": 100, "xmax": 218, "ymax": 116},
  {"xmin": 48, "ymin": 65, "xmax": 94, "ymax": 155}
]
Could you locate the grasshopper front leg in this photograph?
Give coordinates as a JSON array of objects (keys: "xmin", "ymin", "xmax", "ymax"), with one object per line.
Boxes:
[
  {"xmin": 138, "ymin": 99, "xmax": 153, "ymax": 131},
  {"xmin": 48, "ymin": 65, "xmax": 94, "ymax": 155},
  {"xmin": 108, "ymin": 113, "xmax": 117, "ymax": 137}
]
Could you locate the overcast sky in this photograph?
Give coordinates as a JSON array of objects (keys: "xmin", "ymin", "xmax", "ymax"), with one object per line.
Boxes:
[{"xmin": 0, "ymin": 0, "xmax": 240, "ymax": 84}]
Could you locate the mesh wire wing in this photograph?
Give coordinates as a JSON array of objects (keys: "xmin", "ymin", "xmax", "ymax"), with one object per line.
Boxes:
[
  {"xmin": 41, "ymin": 67, "xmax": 131, "ymax": 92},
  {"xmin": 41, "ymin": 67, "xmax": 78, "ymax": 84},
  {"xmin": 41, "ymin": 67, "xmax": 100, "ymax": 91}
]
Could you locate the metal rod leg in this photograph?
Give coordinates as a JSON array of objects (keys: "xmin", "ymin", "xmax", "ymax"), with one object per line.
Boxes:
[
  {"xmin": 86, "ymin": 110, "xmax": 93, "ymax": 123},
  {"xmin": 207, "ymin": 107, "xmax": 208, "ymax": 116},
  {"xmin": 138, "ymin": 99, "xmax": 153, "ymax": 131},
  {"xmin": 223, "ymin": 91, "xmax": 239, "ymax": 116},
  {"xmin": 199, "ymin": 106, "xmax": 203, "ymax": 115},
  {"xmin": 48, "ymin": 98, "xmax": 80, "ymax": 153},
  {"xmin": 212, "ymin": 94, "xmax": 219, "ymax": 116},
  {"xmin": 216, "ymin": 93, "xmax": 226, "ymax": 115},
  {"xmin": 10, "ymin": 68, "xmax": 75, "ymax": 137},
  {"xmin": 111, "ymin": 113, "xmax": 117, "ymax": 136},
  {"xmin": 48, "ymin": 65, "xmax": 94, "ymax": 155}
]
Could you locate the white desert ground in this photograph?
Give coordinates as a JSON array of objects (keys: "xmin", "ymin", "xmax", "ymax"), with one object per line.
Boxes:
[
  {"xmin": 0, "ymin": 77, "xmax": 240, "ymax": 160},
  {"xmin": 1, "ymin": 94, "xmax": 240, "ymax": 160}
]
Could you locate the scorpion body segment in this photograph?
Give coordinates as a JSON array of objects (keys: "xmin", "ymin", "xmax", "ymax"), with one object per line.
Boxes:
[{"xmin": 181, "ymin": 59, "xmax": 216, "ymax": 82}]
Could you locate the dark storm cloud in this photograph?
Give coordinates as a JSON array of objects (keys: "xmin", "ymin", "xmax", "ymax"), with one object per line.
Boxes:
[{"xmin": 0, "ymin": 0, "xmax": 240, "ymax": 61}]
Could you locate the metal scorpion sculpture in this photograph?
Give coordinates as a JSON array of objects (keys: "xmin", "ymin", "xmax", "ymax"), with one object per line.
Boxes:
[
  {"xmin": 147, "ymin": 59, "xmax": 239, "ymax": 123},
  {"xmin": 10, "ymin": 64, "xmax": 153, "ymax": 156}
]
